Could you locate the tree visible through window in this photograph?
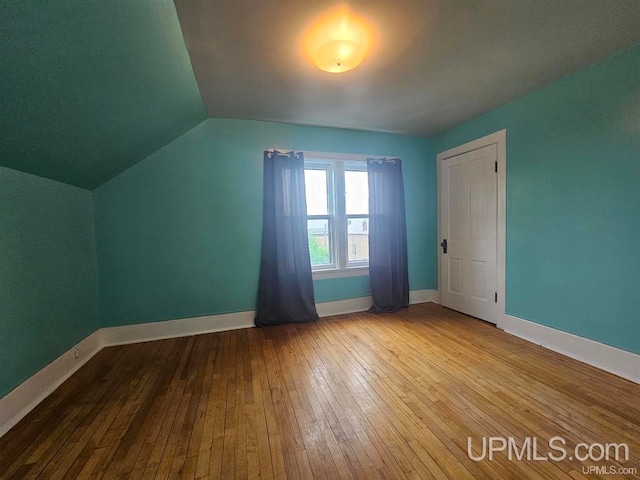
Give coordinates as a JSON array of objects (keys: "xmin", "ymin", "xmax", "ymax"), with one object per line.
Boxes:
[{"xmin": 304, "ymin": 158, "xmax": 369, "ymax": 273}]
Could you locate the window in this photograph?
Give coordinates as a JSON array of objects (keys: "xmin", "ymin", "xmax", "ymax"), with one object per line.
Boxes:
[{"xmin": 304, "ymin": 155, "xmax": 369, "ymax": 278}]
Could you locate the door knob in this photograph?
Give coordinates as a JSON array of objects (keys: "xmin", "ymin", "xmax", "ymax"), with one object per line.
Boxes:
[{"xmin": 440, "ymin": 239, "xmax": 448, "ymax": 254}]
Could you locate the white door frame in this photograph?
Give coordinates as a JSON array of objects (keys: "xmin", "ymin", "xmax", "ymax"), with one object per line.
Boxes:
[{"xmin": 436, "ymin": 130, "xmax": 507, "ymax": 328}]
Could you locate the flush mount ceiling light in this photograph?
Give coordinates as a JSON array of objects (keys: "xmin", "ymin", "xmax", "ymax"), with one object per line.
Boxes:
[
  {"xmin": 314, "ymin": 39, "xmax": 364, "ymax": 73},
  {"xmin": 303, "ymin": 4, "xmax": 373, "ymax": 74}
]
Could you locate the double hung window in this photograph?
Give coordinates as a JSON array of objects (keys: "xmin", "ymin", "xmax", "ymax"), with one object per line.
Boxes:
[{"xmin": 304, "ymin": 155, "xmax": 369, "ymax": 279}]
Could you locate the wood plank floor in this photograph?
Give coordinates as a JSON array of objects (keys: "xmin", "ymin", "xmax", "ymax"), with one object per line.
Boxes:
[{"xmin": 1, "ymin": 303, "xmax": 639, "ymax": 479}]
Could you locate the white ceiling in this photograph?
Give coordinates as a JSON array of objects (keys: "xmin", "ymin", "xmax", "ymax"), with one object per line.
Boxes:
[{"xmin": 174, "ymin": 0, "xmax": 640, "ymax": 136}]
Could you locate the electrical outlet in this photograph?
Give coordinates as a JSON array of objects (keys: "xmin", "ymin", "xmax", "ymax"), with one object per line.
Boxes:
[{"xmin": 74, "ymin": 348, "xmax": 81, "ymax": 359}]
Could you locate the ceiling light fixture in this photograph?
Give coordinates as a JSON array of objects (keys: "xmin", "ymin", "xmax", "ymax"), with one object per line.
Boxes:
[
  {"xmin": 303, "ymin": 4, "xmax": 373, "ymax": 74},
  {"xmin": 314, "ymin": 39, "xmax": 364, "ymax": 73}
]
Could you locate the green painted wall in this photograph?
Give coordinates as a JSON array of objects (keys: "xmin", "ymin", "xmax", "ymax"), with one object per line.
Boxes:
[
  {"xmin": 94, "ymin": 119, "xmax": 437, "ymax": 327},
  {"xmin": 0, "ymin": 167, "xmax": 99, "ymax": 397},
  {"xmin": 0, "ymin": 0, "xmax": 206, "ymax": 189},
  {"xmin": 434, "ymin": 44, "xmax": 640, "ymax": 354}
]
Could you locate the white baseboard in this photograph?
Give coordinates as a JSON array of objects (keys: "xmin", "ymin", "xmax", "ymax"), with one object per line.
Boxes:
[
  {"xmin": 4, "ymin": 296, "xmax": 637, "ymax": 442},
  {"xmin": 410, "ymin": 289, "xmax": 440, "ymax": 304},
  {"xmin": 0, "ymin": 289, "xmax": 439, "ymax": 439},
  {"xmin": 0, "ymin": 330, "xmax": 103, "ymax": 438},
  {"xmin": 101, "ymin": 310, "xmax": 255, "ymax": 347},
  {"xmin": 102, "ymin": 290, "xmax": 440, "ymax": 346},
  {"xmin": 316, "ymin": 289, "xmax": 439, "ymax": 317},
  {"xmin": 3, "ymin": 302, "xmax": 635, "ymax": 442},
  {"xmin": 500, "ymin": 314, "xmax": 640, "ymax": 384},
  {"xmin": 316, "ymin": 296, "xmax": 372, "ymax": 317}
]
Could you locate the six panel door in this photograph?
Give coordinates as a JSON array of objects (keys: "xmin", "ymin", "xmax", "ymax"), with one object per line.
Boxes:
[{"xmin": 440, "ymin": 144, "xmax": 498, "ymax": 323}]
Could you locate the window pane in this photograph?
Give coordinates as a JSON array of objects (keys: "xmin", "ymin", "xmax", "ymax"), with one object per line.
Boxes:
[
  {"xmin": 308, "ymin": 218, "xmax": 331, "ymax": 266},
  {"xmin": 304, "ymin": 169, "xmax": 328, "ymax": 215},
  {"xmin": 347, "ymin": 216, "xmax": 369, "ymax": 263},
  {"xmin": 345, "ymin": 170, "xmax": 368, "ymax": 214}
]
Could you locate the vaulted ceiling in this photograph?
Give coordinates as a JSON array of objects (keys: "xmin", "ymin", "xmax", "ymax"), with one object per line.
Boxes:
[
  {"xmin": 0, "ymin": 0, "xmax": 206, "ymax": 189},
  {"xmin": 175, "ymin": 0, "xmax": 640, "ymax": 136},
  {"xmin": 2, "ymin": 0, "xmax": 640, "ymax": 189}
]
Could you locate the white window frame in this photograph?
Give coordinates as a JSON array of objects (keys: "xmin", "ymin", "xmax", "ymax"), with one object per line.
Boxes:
[
  {"xmin": 305, "ymin": 155, "xmax": 369, "ymax": 279},
  {"xmin": 304, "ymin": 160, "xmax": 338, "ymax": 272},
  {"xmin": 268, "ymin": 150, "xmax": 391, "ymax": 280},
  {"xmin": 271, "ymin": 149, "xmax": 398, "ymax": 279},
  {"xmin": 342, "ymin": 161, "xmax": 369, "ymax": 272}
]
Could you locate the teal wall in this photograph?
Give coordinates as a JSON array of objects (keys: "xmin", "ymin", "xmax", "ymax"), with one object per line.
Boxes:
[
  {"xmin": 434, "ymin": 44, "xmax": 640, "ymax": 354},
  {"xmin": 0, "ymin": 167, "xmax": 99, "ymax": 397},
  {"xmin": 5, "ymin": 34, "xmax": 636, "ymax": 402},
  {"xmin": 0, "ymin": 0, "xmax": 206, "ymax": 189},
  {"xmin": 94, "ymin": 119, "xmax": 437, "ymax": 327}
]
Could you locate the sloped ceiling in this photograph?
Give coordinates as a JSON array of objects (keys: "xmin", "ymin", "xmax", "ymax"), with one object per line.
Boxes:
[
  {"xmin": 3, "ymin": 1, "xmax": 640, "ymax": 189},
  {"xmin": 175, "ymin": 0, "xmax": 640, "ymax": 136},
  {"xmin": 0, "ymin": 0, "xmax": 206, "ymax": 189}
]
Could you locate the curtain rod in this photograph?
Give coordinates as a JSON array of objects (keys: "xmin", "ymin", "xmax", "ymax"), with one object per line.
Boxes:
[
  {"xmin": 367, "ymin": 157, "xmax": 400, "ymax": 164},
  {"xmin": 266, "ymin": 150, "xmax": 399, "ymax": 164},
  {"xmin": 266, "ymin": 150, "xmax": 398, "ymax": 164},
  {"xmin": 268, "ymin": 148, "xmax": 400, "ymax": 162},
  {"xmin": 265, "ymin": 149, "xmax": 302, "ymax": 158}
]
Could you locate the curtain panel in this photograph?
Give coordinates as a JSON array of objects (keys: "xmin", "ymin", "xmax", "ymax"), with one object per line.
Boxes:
[
  {"xmin": 255, "ymin": 151, "xmax": 319, "ymax": 326},
  {"xmin": 367, "ymin": 158, "xmax": 410, "ymax": 313}
]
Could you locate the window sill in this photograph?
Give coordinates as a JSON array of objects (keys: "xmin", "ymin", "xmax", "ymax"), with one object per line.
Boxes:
[{"xmin": 312, "ymin": 267, "xmax": 369, "ymax": 280}]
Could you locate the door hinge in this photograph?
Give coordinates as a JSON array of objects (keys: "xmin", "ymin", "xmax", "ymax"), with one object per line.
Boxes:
[
  {"xmin": 494, "ymin": 292, "xmax": 498, "ymax": 303},
  {"xmin": 494, "ymin": 161, "xmax": 498, "ymax": 173}
]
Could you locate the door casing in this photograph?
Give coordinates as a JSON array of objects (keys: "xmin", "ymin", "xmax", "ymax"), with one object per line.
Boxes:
[{"xmin": 436, "ymin": 130, "xmax": 507, "ymax": 327}]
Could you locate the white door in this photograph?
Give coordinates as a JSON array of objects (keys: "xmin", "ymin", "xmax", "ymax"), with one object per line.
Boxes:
[{"xmin": 440, "ymin": 144, "xmax": 498, "ymax": 323}]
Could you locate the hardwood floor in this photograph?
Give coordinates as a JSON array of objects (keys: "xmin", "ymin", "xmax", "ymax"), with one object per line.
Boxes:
[{"xmin": 1, "ymin": 303, "xmax": 639, "ymax": 479}]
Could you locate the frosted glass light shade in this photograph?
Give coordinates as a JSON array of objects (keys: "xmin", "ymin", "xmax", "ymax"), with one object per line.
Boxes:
[{"xmin": 314, "ymin": 39, "xmax": 364, "ymax": 73}]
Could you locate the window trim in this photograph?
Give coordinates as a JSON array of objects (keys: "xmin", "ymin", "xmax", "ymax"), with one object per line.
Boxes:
[
  {"xmin": 301, "ymin": 152, "xmax": 374, "ymax": 279},
  {"xmin": 305, "ymin": 162, "xmax": 337, "ymax": 270},
  {"xmin": 305, "ymin": 157, "xmax": 367, "ymax": 278},
  {"xmin": 306, "ymin": 157, "xmax": 365, "ymax": 277},
  {"xmin": 272, "ymin": 149, "xmax": 398, "ymax": 280},
  {"xmin": 311, "ymin": 265, "xmax": 369, "ymax": 280},
  {"xmin": 343, "ymin": 162, "xmax": 370, "ymax": 269}
]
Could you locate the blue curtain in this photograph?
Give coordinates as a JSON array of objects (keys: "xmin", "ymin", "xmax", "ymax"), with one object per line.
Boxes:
[
  {"xmin": 367, "ymin": 158, "xmax": 410, "ymax": 313},
  {"xmin": 255, "ymin": 151, "xmax": 319, "ymax": 326}
]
